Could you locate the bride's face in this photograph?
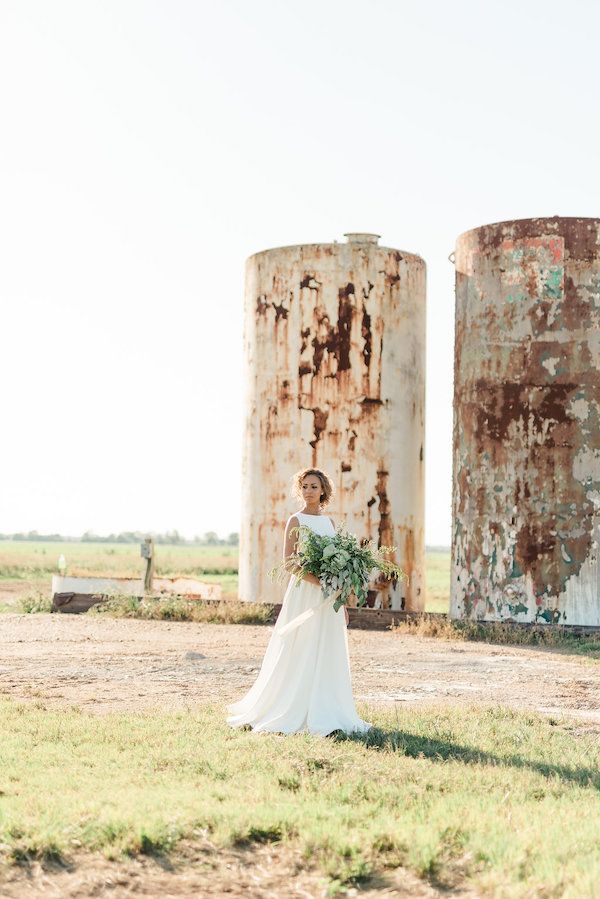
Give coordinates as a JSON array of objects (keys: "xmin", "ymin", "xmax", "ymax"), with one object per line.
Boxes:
[{"xmin": 301, "ymin": 476, "xmax": 322, "ymax": 505}]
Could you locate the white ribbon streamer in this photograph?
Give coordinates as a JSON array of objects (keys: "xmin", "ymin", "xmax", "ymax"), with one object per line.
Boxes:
[{"xmin": 275, "ymin": 588, "xmax": 342, "ymax": 637}]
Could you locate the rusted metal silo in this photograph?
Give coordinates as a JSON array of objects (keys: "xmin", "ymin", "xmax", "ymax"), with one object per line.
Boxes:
[
  {"xmin": 452, "ymin": 217, "xmax": 600, "ymax": 626},
  {"xmin": 240, "ymin": 233, "xmax": 426, "ymax": 610}
]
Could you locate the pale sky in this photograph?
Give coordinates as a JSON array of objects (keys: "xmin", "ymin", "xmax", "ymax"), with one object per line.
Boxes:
[{"xmin": 1, "ymin": 0, "xmax": 598, "ymax": 545}]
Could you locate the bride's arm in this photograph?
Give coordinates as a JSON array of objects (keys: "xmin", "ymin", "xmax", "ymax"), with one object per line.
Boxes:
[{"xmin": 283, "ymin": 516, "xmax": 320, "ymax": 585}]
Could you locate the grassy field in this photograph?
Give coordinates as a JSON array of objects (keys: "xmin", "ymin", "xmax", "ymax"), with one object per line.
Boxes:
[
  {"xmin": 0, "ymin": 541, "xmax": 240, "ymax": 610},
  {"xmin": 0, "ymin": 541, "xmax": 450, "ymax": 614},
  {"xmin": 1, "ymin": 699, "xmax": 599, "ymax": 896},
  {"xmin": 5, "ymin": 545, "xmax": 600, "ymax": 895},
  {"xmin": 423, "ymin": 549, "xmax": 450, "ymax": 613}
]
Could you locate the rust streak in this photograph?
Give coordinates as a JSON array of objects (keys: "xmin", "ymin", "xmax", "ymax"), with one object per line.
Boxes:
[
  {"xmin": 362, "ymin": 308, "xmax": 372, "ymax": 369},
  {"xmin": 375, "ymin": 469, "xmax": 393, "ymax": 549}
]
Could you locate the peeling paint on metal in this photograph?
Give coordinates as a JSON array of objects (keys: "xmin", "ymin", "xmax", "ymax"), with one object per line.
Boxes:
[
  {"xmin": 240, "ymin": 235, "xmax": 426, "ymax": 610},
  {"xmin": 452, "ymin": 217, "xmax": 600, "ymax": 626}
]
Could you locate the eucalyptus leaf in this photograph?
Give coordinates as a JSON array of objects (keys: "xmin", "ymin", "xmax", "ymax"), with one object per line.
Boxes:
[{"xmin": 268, "ymin": 525, "xmax": 405, "ymax": 611}]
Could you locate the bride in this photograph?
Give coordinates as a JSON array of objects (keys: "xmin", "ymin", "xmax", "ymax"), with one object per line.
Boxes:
[{"xmin": 226, "ymin": 467, "xmax": 371, "ymax": 736}]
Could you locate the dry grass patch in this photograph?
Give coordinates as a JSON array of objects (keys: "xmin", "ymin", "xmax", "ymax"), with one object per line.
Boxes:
[
  {"xmin": 391, "ymin": 614, "xmax": 600, "ymax": 659},
  {"xmin": 87, "ymin": 595, "xmax": 274, "ymax": 625}
]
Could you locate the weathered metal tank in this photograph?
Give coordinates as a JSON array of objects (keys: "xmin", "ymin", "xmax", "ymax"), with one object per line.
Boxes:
[
  {"xmin": 240, "ymin": 233, "xmax": 426, "ymax": 610},
  {"xmin": 452, "ymin": 217, "xmax": 600, "ymax": 625}
]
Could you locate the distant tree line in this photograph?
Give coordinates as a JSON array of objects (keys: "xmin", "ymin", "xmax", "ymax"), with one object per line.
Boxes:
[
  {"xmin": 0, "ymin": 531, "xmax": 448, "ymax": 552},
  {"xmin": 0, "ymin": 530, "xmax": 239, "ymax": 546}
]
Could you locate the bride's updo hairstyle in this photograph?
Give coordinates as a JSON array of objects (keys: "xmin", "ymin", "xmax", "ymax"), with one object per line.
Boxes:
[{"xmin": 292, "ymin": 467, "xmax": 334, "ymax": 508}]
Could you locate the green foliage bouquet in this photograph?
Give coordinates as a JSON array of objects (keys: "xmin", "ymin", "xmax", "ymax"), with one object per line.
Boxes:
[{"xmin": 270, "ymin": 525, "xmax": 405, "ymax": 612}]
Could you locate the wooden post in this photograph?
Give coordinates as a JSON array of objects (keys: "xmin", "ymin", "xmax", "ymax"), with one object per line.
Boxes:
[{"xmin": 141, "ymin": 537, "xmax": 155, "ymax": 593}]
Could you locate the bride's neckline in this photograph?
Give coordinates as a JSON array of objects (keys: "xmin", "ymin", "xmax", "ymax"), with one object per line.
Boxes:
[{"xmin": 298, "ymin": 510, "xmax": 321, "ymax": 516}]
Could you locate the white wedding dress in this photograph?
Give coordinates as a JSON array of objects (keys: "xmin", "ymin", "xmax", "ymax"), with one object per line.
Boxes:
[{"xmin": 226, "ymin": 511, "xmax": 372, "ymax": 736}]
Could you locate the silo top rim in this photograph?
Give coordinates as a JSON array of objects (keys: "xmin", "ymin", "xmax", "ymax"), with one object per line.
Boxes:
[
  {"xmin": 247, "ymin": 240, "xmax": 425, "ymax": 263},
  {"xmin": 343, "ymin": 232, "xmax": 381, "ymax": 244},
  {"xmin": 456, "ymin": 215, "xmax": 600, "ymax": 245}
]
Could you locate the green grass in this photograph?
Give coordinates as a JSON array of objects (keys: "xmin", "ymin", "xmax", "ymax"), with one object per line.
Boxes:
[
  {"xmin": 0, "ymin": 541, "xmax": 238, "ymax": 579},
  {"xmin": 424, "ymin": 549, "xmax": 450, "ymax": 614},
  {"xmin": 1, "ymin": 700, "xmax": 599, "ymax": 895},
  {"xmin": 0, "ymin": 541, "xmax": 451, "ymax": 613},
  {"xmin": 18, "ymin": 591, "xmax": 54, "ymax": 614},
  {"xmin": 0, "ymin": 541, "xmax": 241, "ymax": 609}
]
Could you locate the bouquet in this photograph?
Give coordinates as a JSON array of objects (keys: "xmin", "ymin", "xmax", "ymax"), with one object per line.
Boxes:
[{"xmin": 270, "ymin": 525, "xmax": 405, "ymax": 612}]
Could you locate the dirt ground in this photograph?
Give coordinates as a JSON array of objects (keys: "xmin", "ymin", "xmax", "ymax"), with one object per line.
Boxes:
[
  {"xmin": 2, "ymin": 613, "xmax": 600, "ymax": 731},
  {"xmin": 0, "ymin": 841, "xmax": 461, "ymax": 899},
  {"xmin": 2, "ymin": 612, "xmax": 600, "ymax": 898}
]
